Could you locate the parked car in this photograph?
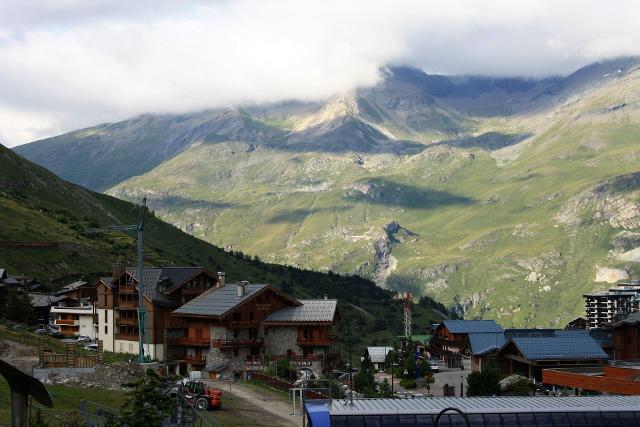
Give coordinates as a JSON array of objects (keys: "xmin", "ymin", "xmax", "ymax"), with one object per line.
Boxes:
[
  {"xmin": 76, "ymin": 335, "xmax": 92, "ymax": 343},
  {"xmin": 34, "ymin": 327, "xmax": 47, "ymax": 335},
  {"xmin": 83, "ymin": 343, "xmax": 99, "ymax": 351},
  {"xmin": 428, "ymin": 359, "xmax": 440, "ymax": 373}
]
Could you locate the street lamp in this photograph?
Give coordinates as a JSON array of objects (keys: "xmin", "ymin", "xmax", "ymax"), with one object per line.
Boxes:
[
  {"xmin": 391, "ymin": 362, "xmax": 399, "ymax": 396},
  {"xmin": 460, "ymin": 375, "xmax": 464, "ymax": 397}
]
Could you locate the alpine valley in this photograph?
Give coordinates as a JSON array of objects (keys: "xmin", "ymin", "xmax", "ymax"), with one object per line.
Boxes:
[{"xmin": 15, "ymin": 57, "xmax": 640, "ymax": 327}]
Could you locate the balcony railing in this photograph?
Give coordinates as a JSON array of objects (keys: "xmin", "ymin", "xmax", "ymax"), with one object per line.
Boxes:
[
  {"xmin": 54, "ymin": 319, "xmax": 79, "ymax": 326},
  {"xmin": 298, "ymin": 335, "xmax": 337, "ymax": 346},
  {"xmin": 184, "ymin": 355, "xmax": 206, "ymax": 365},
  {"xmin": 115, "ymin": 333, "xmax": 139, "ymax": 341},
  {"xmin": 117, "ymin": 300, "xmax": 137, "ymax": 309},
  {"xmin": 116, "ymin": 317, "xmax": 138, "ymax": 326},
  {"xmin": 271, "ymin": 354, "xmax": 322, "ymax": 362},
  {"xmin": 181, "ymin": 337, "xmax": 211, "ymax": 347},
  {"xmin": 212, "ymin": 338, "xmax": 264, "ymax": 348},
  {"xmin": 229, "ymin": 320, "xmax": 260, "ymax": 328}
]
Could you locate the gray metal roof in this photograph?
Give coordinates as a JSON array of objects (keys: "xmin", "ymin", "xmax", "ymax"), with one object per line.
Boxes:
[
  {"xmin": 173, "ymin": 283, "xmax": 269, "ymax": 317},
  {"xmin": 466, "ymin": 332, "xmax": 506, "ymax": 356},
  {"xmin": 29, "ymin": 293, "xmax": 68, "ymax": 307},
  {"xmin": 612, "ymin": 311, "xmax": 640, "ymax": 327},
  {"xmin": 367, "ymin": 346, "xmax": 393, "ymax": 363},
  {"xmin": 442, "ymin": 320, "xmax": 504, "ymax": 334},
  {"xmin": 126, "ymin": 267, "xmax": 206, "ymax": 306},
  {"xmin": 264, "ymin": 299, "xmax": 337, "ymax": 323},
  {"xmin": 99, "ymin": 277, "xmax": 113, "ymax": 288},
  {"xmin": 506, "ymin": 336, "xmax": 609, "ymax": 361},
  {"xmin": 315, "ymin": 396, "xmax": 640, "ymax": 415}
]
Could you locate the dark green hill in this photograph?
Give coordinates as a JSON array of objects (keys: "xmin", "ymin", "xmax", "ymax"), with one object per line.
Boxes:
[{"xmin": 0, "ymin": 143, "xmax": 445, "ymax": 347}]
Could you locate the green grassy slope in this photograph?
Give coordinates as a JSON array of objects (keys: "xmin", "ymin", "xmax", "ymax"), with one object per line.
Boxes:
[
  {"xmin": 0, "ymin": 144, "xmax": 444, "ymax": 346},
  {"xmin": 108, "ymin": 68, "xmax": 640, "ymax": 327}
]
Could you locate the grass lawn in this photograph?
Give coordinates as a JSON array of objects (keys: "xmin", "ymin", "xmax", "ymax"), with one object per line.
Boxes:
[{"xmin": 0, "ymin": 377, "xmax": 126, "ymax": 427}]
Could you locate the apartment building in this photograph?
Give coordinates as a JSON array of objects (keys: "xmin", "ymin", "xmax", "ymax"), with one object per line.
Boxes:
[
  {"xmin": 50, "ymin": 299, "xmax": 97, "ymax": 339},
  {"xmin": 96, "ymin": 266, "xmax": 219, "ymax": 360},
  {"xmin": 584, "ymin": 283, "xmax": 640, "ymax": 328}
]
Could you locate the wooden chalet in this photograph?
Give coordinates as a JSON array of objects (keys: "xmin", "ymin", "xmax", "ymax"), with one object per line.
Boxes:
[
  {"xmin": 461, "ymin": 332, "xmax": 506, "ymax": 372},
  {"xmin": 612, "ymin": 312, "xmax": 640, "ymax": 360},
  {"xmin": 96, "ymin": 266, "xmax": 219, "ymax": 361},
  {"xmin": 173, "ymin": 282, "xmax": 340, "ymax": 378},
  {"xmin": 55, "ymin": 280, "xmax": 97, "ymax": 301},
  {"xmin": 430, "ymin": 320, "xmax": 503, "ymax": 359}
]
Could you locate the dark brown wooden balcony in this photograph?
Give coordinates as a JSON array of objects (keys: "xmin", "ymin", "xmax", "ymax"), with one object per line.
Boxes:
[
  {"xmin": 115, "ymin": 333, "xmax": 139, "ymax": 341},
  {"xmin": 180, "ymin": 337, "xmax": 211, "ymax": 347},
  {"xmin": 116, "ymin": 317, "xmax": 138, "ymax": 326},
  {"xmin": 184, "ymin": 355, "xmax": 206, "ymax": 365},
  {"xmin": 117, "ymin": 300, "xmax": 137, "ymax": 309},
  {"xmin": 297, "ymin": 335, "xmax": 337, "ymax": 347},
  {"xmin": 212, "ymin": 338, "xmax": 264, "ymax": 348}
]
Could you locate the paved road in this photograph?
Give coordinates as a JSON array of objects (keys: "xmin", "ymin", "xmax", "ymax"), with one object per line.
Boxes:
[{"xmin": 205, "ymin": 380, "xmax": 301, "ymax": 427}]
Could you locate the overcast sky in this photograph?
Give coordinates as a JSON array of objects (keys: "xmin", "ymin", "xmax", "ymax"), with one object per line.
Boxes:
[{"xmin": 1, "ymin": 0, "xmax": 640, "ymax": 147}]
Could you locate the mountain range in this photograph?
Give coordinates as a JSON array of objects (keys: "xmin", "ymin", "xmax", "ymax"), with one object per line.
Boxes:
[
  {"xmin": 1, "ymin": 143, "xmax": 444, "ymax": 346},
  {"xmin": 14, "ymin": 56, "xmax": 640, "ymax": 327}
]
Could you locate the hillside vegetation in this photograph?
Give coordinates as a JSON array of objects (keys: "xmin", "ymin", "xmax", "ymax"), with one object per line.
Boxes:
[
  {"xmin": 0, "ymin": 145, "xmax": 444, "ymax": 347},
  {"xmin": 14, "ymin": 57, "xmax": 640, "ymax": 327}
]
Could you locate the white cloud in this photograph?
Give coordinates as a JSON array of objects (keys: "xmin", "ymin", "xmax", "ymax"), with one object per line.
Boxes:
[{"xmin": 1, "ymin": 0, "xmax": 640, "ymax": 146}]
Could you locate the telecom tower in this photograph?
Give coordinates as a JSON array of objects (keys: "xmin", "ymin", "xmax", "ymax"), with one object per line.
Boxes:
[{"xmin": 403, "ymin": 292, "xmax": 413, "ymax": 339}]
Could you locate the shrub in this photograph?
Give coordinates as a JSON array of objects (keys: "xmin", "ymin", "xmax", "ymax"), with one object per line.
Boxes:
[{"xmin": 399, "ymin": 378, "xmax": 417, "ymax": 389}]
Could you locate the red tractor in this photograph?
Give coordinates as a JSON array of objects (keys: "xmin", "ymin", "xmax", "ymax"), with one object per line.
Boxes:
[{"xmin": 179, "ymin": 380, "xmax": 222, "ymax": 410}]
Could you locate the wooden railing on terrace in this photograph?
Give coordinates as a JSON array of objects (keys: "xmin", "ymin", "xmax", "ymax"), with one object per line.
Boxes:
[
  {"xmin": 212, "ymin": 338, "xmax": 264, "ymax": 348},
  {"xmin": 116, "ymin": 317, "xmax": 138, "ymax": 326},
  {"xmin": 39, "ymin": 340, "xmax": 103, "ymax": 368}
]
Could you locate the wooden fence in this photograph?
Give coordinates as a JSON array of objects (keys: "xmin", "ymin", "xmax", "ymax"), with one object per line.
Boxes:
[{"xmin": 39, "ymin": 340, "xmax": 103, "ymax": 368}]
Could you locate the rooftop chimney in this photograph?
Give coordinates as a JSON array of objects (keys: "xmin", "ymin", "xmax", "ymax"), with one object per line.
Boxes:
[
  {"xmin": 237, "ymin": 283, "xmax": 245, "ymax": 297},
  {"xmin": 217, "ymin": 272, "xmax": 225, "ymax": 288},
  {"xmin": 324, "ymin": 294, "xmax": 328, "ymax": 300}
]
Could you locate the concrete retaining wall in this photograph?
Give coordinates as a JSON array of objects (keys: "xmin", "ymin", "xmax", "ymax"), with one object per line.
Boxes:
[{"xmin": 33, "ymin": 367, "xmax": 95, "ymax": 380}]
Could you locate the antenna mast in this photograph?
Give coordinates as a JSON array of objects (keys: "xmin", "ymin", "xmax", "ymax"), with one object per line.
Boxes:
[{"xmin": 404, "ymin": 292, "xmax": 413, "ymax": 340}]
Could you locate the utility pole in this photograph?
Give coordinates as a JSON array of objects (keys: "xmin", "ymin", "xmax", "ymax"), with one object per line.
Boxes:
[{"xmin": 345, "ymin": 329, "xmax": 353, "ymax": 404}]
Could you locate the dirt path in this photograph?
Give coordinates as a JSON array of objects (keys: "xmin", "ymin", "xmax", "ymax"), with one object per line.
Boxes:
[{"xmin": 207, "ymin": 381, "xmax": 301, "ymax": 427}]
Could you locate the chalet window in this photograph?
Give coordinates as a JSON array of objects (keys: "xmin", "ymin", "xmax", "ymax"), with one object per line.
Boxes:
[
  {"xmin": 233, "ymin": 349, "xmax": 239, "ymax": 357},
  {"xmin": 249, "ymin": 329, "xmax": 257, "ymax": 339},
  {"xmin": 249, "ymin": 312, "xmax": 254, "ymax": 321},
  {"xmin": 104, "ymin": 325, "xmax": 108, "ymax": 334},
  {"xmin": 232, "ymin": 312, "xmax": 241, "ymax": 322},
  {"xmin": 233, "ymin": 330, "xmax": 239, "ymax": 338}
]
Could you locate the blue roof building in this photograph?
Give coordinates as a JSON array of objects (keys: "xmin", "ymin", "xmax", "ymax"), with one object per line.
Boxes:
[{"xmin": 496, "ymin": 335, "xmax": 608, "ymax": 381}]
